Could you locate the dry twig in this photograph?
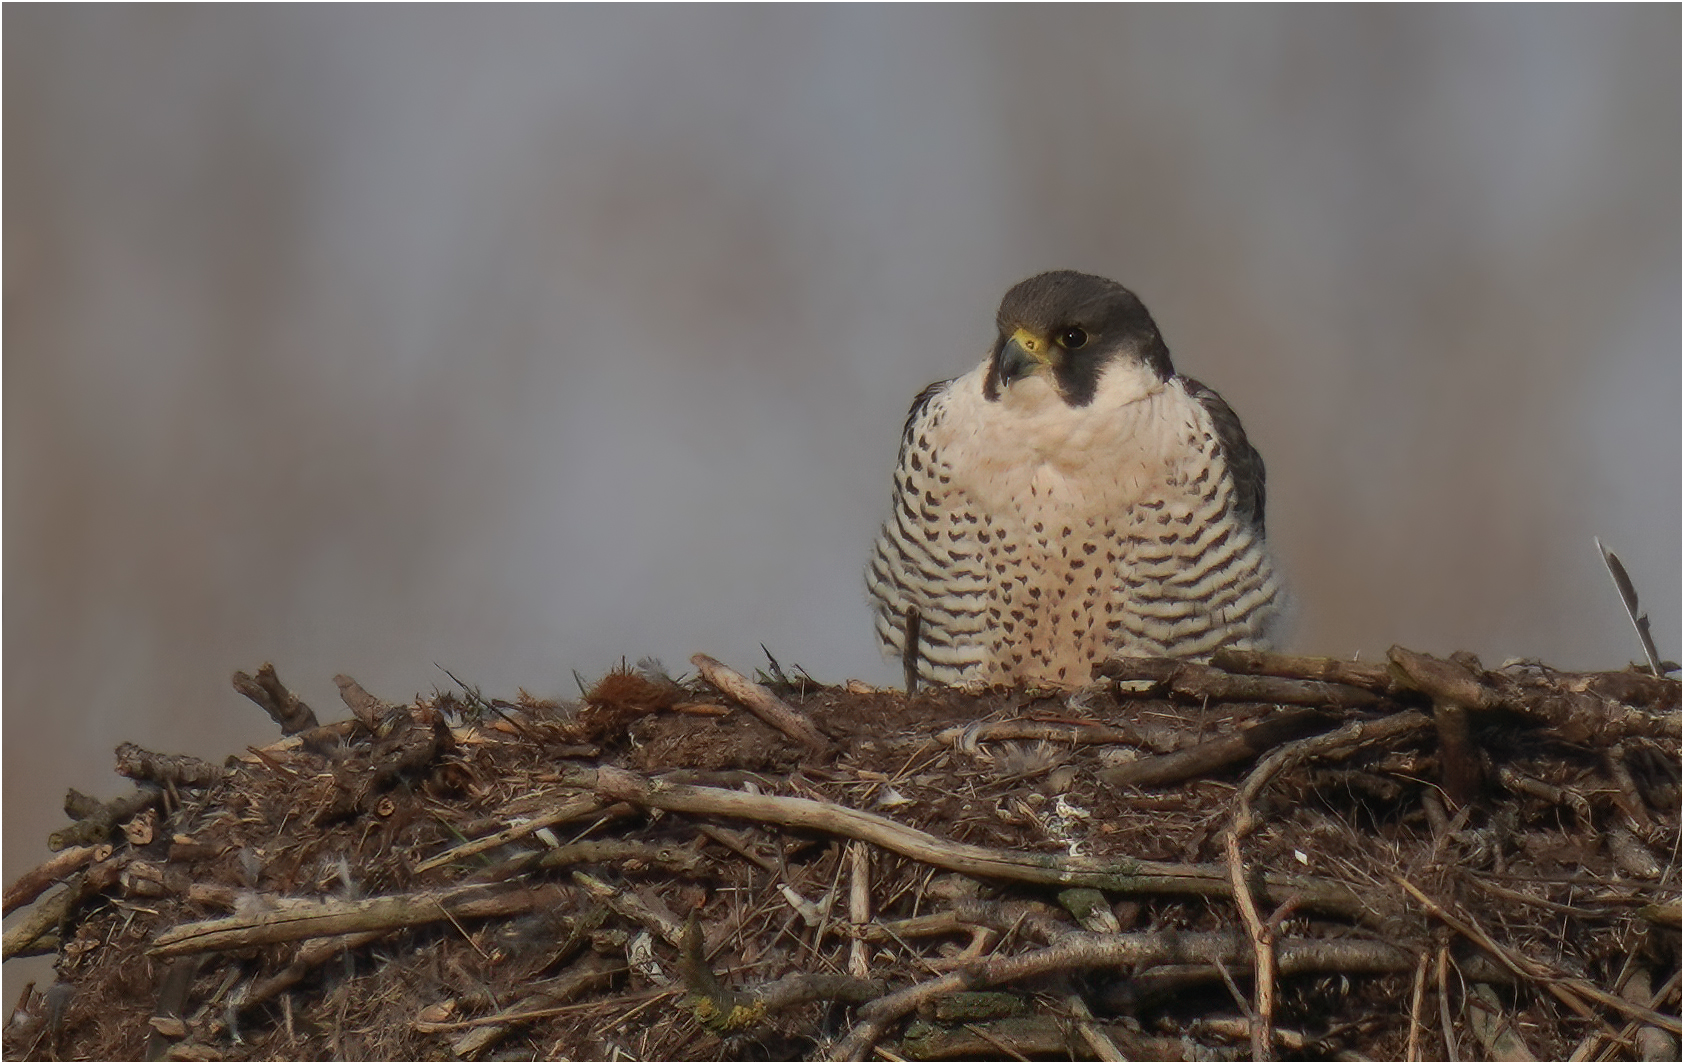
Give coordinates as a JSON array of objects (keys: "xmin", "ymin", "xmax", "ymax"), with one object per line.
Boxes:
[
  {"xmin": 594, "ymin": 766, "xmax": 1368, "ymax": 917},
  {"xmin": 830, "ymin": 930, "xmax": 1413, "ymax": 1061},
  {"xmin": 112, "ymin": 743, "xmax": 223, "ymax": 789},
  {"xmin": 10, "ymin": 647, "xmax": 1676, "ymax": 1062},
  {"xmin": 414, "ymin": 794, "xmax": 613, "ymax": 872},
  {"xmin": 1232, "ymin": 710, "xmax": 1433, "ymax": 837},
  {"xmin": 2, "ymin": 846, "xmax": 100, "ymax": 916},
  {"xmin": 1210, "ymin": 648, "xmax": 1397, "ymax": 693},
  {"xmin": 691, "ymin": 653, "xmax": 829, "ymax": 753},
  {"xmin": 1225, "ymin": 833, "xmax": 1275, "ymax": 1062},
  {"xmin": 1097, "ymin": 708, "xmax": 1333, "ymax": 789},
  {"xmin": 150, "ymin": 884, "xmax": 564, "ymax": 957},
  {"xmin": 1167, "ymin": 661, "xmax": 1381, "ymax": 708},
  {"xmin": 1399, "ymin": 877, "xmax": 1681, "ymax": 1035},
  {"xmin": 47, "ymin": 786, "xmax": 161, "ymax": 851},
  {"xmin": 232, "ymin": 662, "xmax": 319, "ymax": 735},
  {"xmin": 1407, "ymin": 949, "xmax": 1430, "ymax": 1062}
]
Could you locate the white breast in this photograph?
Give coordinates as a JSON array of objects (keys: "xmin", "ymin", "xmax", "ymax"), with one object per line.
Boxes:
[{"xmin": 932, "ymin": 359, "xmax": 1196, "ymax": 521}]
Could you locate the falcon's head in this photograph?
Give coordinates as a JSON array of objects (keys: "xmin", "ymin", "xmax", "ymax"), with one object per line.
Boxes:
[{"xmin": 983, "ymin": 271, "xmax": 1174, "ymax": 408}]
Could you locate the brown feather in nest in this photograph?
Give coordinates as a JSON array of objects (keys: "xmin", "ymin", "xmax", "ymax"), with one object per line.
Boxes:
[{"xmin": 575, "ymin": 666, "xmax": 683, "ymax": 740}]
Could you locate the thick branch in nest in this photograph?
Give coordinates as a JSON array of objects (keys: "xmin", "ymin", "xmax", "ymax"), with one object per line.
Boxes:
[
  {"xmin": 678, "ymin": 915, "xmax": 886, "ymax": 1033},
  {"xmin": 490, "ymin": 839, "xmax": 706, "ymax": 880},
  {"xmin": 1096, "ymin": 708, "xmax": 1335, "ymax": 789},
  {"xmin": 691, "ymin": 654, "xmax": 829, "ymax": 753},
  {"xmin": 1210, "ymin": 648, "xmax": 1398, "ymax": 693},
  {"xmin": 2, "ymin": 856, "xmax": 132, "ymax": 960},
  {"xmin": 1101, "ymin": 655, "xmax": 1384, "ymax": 707},
  {"xmin": 3, "ymin": 846, "xmax": 101, "ymax": 916},
  {"xmin": 830, "ymin": 930, "xmax": 1415, "ymax": 1061},
  {"xmin": 2, "ymin": 883, "xmax": 79, "ymax": 961},
  {"xmin": 592, "ymin": 766, "xmax": 1370, "ymax": 918},
  {"xmin": 1093, "ymin": 657, "xmax": 1181, "ymax": 684},
  {"xmin": 572, "ymin": 871, "xmax": 686, "ymax": 948},
  {"xmin": 1390, "ymin": 645, "xmax": 1680, "ymax": 744},
  {"xmin": 332, "ymin": 673, "xmax": 391, "ymax": 728},
  {"xmin": 1167, "ymin": 662, "xmax": 1381, "ymax": 708},
  {"xmin": 47, "ymin": 786, "xmax": 162, "ymax": 851},
  {"xmin": 939, "ymin": 719, "xmax": 1157, "ymax": 749},
  {"xmin": 13, "ymin": 647, "xmax": 1678, "ymax": 1061},
  {"xmin": 312, "ymin": 712, "xmax": 452, "ymax": 825},
  {"xmin": 232, "ymin": 662, "xmax": 319, "ymax": 735},
  {"xmin": 113, "ymin": 743, "xmax": 222, "ymax": 789},
  {"xmin": 1232, "ymin": 710, "xmax": 1434, "ymax": 838},
  {"xmin": 149, "ymin": 884, "xmax": 565, "ymax": 957}
]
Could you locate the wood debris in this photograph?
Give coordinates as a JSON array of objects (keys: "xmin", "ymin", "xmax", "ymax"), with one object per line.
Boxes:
[{"xmin": 2, "ymin": 648, "xmax": 1678, "ymax": 1061}]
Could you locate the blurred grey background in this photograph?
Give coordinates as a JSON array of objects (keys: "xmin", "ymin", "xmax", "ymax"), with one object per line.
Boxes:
[{"xmin": 5, "ymin": 5, "xmax": 1678, "ymax": 989}]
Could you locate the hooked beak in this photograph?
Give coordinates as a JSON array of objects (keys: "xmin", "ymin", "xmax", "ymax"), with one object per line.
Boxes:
[{"xmin": 995, "ymin": 326, "xmax": 1055, "ymax": 388}]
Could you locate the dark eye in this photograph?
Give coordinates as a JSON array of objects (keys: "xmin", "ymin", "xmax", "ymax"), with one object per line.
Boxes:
[{"xmin": 1057, "ymin": 327, "xmax": 1088, "ymax": 350}]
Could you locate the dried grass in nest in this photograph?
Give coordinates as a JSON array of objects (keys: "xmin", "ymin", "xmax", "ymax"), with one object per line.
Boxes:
[{"xmin": 3, "ymin": 648, "xmax": 1679, "ymax": 1061}]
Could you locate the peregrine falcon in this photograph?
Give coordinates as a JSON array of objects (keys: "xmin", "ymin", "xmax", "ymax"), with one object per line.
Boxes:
[{"xmin": 866, "ymin": 270, "xmax": 1284, "ymax": 688}]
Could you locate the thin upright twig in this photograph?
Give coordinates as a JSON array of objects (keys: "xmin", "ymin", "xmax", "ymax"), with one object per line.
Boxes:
[
  {"xmin": 1437, "ymin": 946, "xmax": 1459, "ymax": 1063},
  {"xmin": 848, "ymin": 841, "xmax": 872, "ymax": 980},
  {"xmin": 1407, "ymin": 950, "xmax": 1430, "ymax": 1062},
  {"xmin": 1226, "ymin": 832, "xmax": 1275, "ymax": 1061}
]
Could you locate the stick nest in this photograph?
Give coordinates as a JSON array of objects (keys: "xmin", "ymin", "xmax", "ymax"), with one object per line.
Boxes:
[{"xmin": 4, "ymin": 648, "xmax": 1679, "ymax": 1061}]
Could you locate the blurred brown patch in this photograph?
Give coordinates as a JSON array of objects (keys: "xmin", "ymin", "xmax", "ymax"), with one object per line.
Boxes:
[{"xmin": 575, "ymin": 668, "xmax": 684, "ymax": 741}]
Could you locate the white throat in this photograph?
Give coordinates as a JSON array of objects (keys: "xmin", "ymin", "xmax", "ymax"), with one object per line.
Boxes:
[{"xmin": 934, "ymin": 357, "xmax": 1187, "ymax": 514}]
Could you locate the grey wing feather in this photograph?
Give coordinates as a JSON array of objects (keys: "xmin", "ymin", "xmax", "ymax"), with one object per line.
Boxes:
[
  {"xmin": 902, "ymin": 379, "xmax": 951, "ymax": 444},
  {"xmin": 1179, "ymin": 376, "xmax": 1266, "ymax": 536}
]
